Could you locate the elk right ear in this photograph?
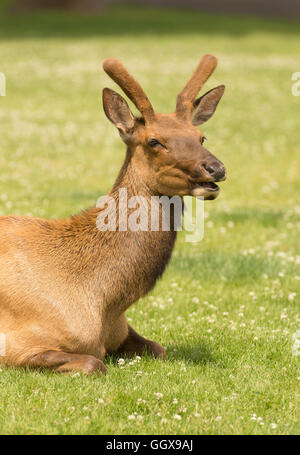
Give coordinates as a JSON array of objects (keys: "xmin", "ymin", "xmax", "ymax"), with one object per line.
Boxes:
[{"xmin": 102, "ymin": 88, "xmax": 135, "ymax": 137}]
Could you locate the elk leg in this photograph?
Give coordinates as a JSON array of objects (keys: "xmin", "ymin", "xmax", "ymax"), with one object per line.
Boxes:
[
  {"xmin": 116, "ymin": 325, "xmax": 166, "ymax": 360},
  {"xmin": 25, "ymin": 350, "xmax": 107, "ymax": 375}
]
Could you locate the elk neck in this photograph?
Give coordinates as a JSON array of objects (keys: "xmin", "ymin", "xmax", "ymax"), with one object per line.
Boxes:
[{"xmin": 66, "ymin": 147, "xmax": 178, "ymax": 304}]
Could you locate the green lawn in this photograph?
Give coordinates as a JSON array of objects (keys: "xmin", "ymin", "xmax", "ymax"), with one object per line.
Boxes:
[{"xmin": 0, "ymin": 4, "xmax": 299, "ymax": 435}]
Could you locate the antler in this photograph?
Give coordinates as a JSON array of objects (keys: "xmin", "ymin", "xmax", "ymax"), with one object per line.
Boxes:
[
  {"xmin": 103, "ymin": 58, "xmax": 155, "ymax": 122},
  {"xmin": 176, "ymin": 54, "xmax": 218, "ymax": 119}
]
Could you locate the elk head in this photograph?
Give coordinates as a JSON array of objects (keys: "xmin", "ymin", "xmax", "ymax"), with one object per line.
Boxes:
[{"xmin": 102, "ymin": 55, "xmax": 226, "ymax": 200}]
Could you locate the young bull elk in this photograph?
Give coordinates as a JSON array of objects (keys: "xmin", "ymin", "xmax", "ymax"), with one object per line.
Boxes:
[{"xmin": 0, "ymin": 55, "xmax": 226, "ymax": 374}]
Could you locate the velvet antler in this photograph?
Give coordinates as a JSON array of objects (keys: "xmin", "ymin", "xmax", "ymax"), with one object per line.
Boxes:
[
  {"xmin": 176, "ymin": 54, "xmax": 218, "ymax": 119},
  {"xmin": 103, "ymin": 58, "xmax": 155, "ymax": 122}
]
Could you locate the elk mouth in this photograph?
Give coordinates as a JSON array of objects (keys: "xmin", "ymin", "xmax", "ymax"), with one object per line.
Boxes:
[{"xmin": 190, "ymin": 181, "xmax": 220, "ymax": 199}]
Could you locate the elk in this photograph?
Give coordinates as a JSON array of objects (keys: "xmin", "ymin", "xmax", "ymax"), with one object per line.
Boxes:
[{"xmin": 0, "ymin": 55, "xmax": 226, "ymax": 374}]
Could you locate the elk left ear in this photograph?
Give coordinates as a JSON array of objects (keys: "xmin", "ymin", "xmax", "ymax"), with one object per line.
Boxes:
[{"xmin": 191, "ymin": 85, "xmax": 225, "ymax": 126}]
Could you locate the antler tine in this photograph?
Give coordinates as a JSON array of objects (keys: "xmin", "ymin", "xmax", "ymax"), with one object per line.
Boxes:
[
  {"xmin": 176, "ymin": 54, "xmax": 218, "ymax": 118},
  {"xmin": 103, "ymin": 58, "xmax": 155, "ymax": 122}
]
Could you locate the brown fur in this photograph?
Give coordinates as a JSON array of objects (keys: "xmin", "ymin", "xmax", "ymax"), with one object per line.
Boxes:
[
  {"xmin": 0, "ymin": 56, "xmax": 226, "ymax": 374},
  {"xmin": 176, "ymin": 54, "xmax": 217, "ymax": 118},
  {"xmin": 103, "ymin": 58, "xmax": 155, "ymax": 122}
]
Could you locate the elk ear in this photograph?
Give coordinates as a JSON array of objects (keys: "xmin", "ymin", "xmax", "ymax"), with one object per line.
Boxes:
[
  {"xmin": 191, "ymin": 85, "xmax": 225, "ymax": 126},
  {"xmin": 102, "ymin": 88, "xmax": 135, "ymax": 136}
]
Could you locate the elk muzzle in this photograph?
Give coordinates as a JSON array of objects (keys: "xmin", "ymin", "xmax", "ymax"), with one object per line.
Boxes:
[
  {"xmin": 190, "ymin": 157, "xmax": 226, "ymax": 199},
  {"xmin": 202, "ymin": 160, "xmax": 226, "ymax": 182}
]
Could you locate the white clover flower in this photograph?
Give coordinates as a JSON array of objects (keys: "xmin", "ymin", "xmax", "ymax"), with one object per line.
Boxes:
[
  {"xmin": 154, "ymin": 392, "xmax": 163, "ymax": 400},
  {"xmin": 118, "ymin": 358, "xmax": 125, "ymax": 365},
  {"xmin": 128, "ymin": 415, "xmax": 135, "ymax": 420},
  {"xmin": 173, "ymin": 414, "xmax": 182, "ymax": 420},
  {"xmin": 270, "ymin": 423, "xmax": 277, "ymax": 429},
  {"xmin": 292, "ymin": 332, "xmax": 300, "ymax": 357},
  {"xmin": 288, "ymin": 292, "xmax": 296, "ymax": 302}
]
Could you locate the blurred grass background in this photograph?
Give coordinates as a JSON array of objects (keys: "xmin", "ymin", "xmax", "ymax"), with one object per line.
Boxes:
[{"xmin": 0, "ymin": 2, "xmax": 299, "ymax": 435}]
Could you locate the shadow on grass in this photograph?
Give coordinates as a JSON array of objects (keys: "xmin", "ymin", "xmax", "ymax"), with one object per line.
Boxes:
[
  {"xmin": 168, "ymin": 341, "xmax": 215, "ymax": 365},
  {"xmin": 106, "ymin": 340, "xmax": 214, "ymax": 366},
  {"xmin": 170, "ymin": 250, "xmax": 285, "ymax": 282},
  {"xmin": 0, "ymin": 5, "xmax": 300, "ymax": 39},
  {"xmin": 212, "ymin": 207, "xmax": 286, "ymax": 227}
]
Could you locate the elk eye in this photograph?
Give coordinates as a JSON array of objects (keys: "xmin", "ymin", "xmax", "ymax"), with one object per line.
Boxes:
[
  {"xmin": 200, "ymin": 136, "xmax": 207, "ymax": 145},
  {"xmin": 147, "ymin": 138, "xmax": 161, "ymax": 147}
]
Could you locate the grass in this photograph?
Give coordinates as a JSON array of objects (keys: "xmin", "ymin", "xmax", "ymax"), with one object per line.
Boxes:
[{"xmin": 0, "ymin": 3, "xmax": 299, "ymax": 435}]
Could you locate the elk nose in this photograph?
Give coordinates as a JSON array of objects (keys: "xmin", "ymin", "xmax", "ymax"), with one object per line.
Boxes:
[{"xmin": 203, "ymin": 162, "xmax": 226, "ymax": 181}]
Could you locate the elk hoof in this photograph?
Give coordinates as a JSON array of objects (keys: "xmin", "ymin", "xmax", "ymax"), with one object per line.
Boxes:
[{"xmin": 56, "ymin": 355, "xmax": 107, "ymax": 375}]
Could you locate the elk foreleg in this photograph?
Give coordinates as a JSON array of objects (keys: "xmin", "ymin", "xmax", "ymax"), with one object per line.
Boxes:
[
  {"xmin": 24, "ymin": 350, "xmax": 107, "ymax": 375},
  {"xmin": 116, "ymin": 325, "xmax": 166, "ymax": 360}
]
